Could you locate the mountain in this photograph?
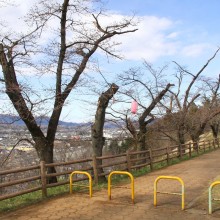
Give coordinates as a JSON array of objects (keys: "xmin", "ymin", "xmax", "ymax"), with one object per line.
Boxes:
[
  {"xmin": 0, "ymin": 114, "xmax": 122, "ymax": 128},
  {"xmin": 0, "ymin": 114, "xmax": 84, "ymax": 127}
]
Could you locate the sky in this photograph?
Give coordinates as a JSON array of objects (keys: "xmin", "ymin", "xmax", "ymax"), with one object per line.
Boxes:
[
  {"xmin": 105, "ymin": 0, "xmax": 220, "ymax": 65},
  {"xmin": 0, "ymin": 0, "xmax": 220, "ymax": 123}
]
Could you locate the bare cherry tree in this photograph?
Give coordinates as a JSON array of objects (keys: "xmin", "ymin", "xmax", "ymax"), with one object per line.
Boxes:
[
  {"xmin": 204, "ymin": 76, "xmax": 220, "ymax": 140},
  {"xmin": 161, "ymin": 48, "xmax": 220, "ymax": 150},
  {"xmin": 185, "ymin": 74, "xmax": 220, "ymax": 148},
  {"xmin": 0, "ymin": 0, "xmax": 137, "ymax": 182},
  {"xmin": 115, "ymin": 62, "xmax": 173, "ymax": 151}
]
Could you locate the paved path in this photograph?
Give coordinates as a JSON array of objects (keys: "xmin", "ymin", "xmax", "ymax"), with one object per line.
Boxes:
[{"xmin": 1, "ymin": 150, "xmax": 220, "ymax": 220}]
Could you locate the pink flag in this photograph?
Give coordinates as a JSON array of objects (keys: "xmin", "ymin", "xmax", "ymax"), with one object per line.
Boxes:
[{"xmin": 131, "ymin": 100, "xmax": 138, "ymax": 114}]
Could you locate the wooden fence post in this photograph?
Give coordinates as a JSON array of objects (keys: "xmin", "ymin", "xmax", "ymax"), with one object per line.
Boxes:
[
  {"xmin": 92, "ymin": 156, "xmax": 99, "ymax": 184},
  {"xmin": 149, "ymin": 148, "xmax": 153, "ymax": 171},
  {"xmin": 208, "ymin": 140, "xmax": 212, "ymax": 150},
  {"xmin": 166, "ymin": 146, "xmax": 170, "ymax": 165},
  {"xmin": 209, "ymin": 140, "xmax": 211, "ymax": 150},
  {"xmin": 126, "ymin": 151, "xmax": 131, "ymax": 172},
  {"xmin": 212, "ymin": 140, "xmax": 215, "ymax": 149},
  {"xmin": 40, "ymin": 161, "xmax": 47, "ymax": 198},
  {"xmin": 189, "ymin": 143, "xmax": 192, "ymax": 157},
  {"xmin": 179, "ymin": 145, "xmax": 182, "ymax": 159},
  {"xmin": 197, "ymin": 142, "xmax": 199, "ymax": 154},
  {"xmin": 217, "ymin": 138, "xmax": 220, "ymax": 148}
]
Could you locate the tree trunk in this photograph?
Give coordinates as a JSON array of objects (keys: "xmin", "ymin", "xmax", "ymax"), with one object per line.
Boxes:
[
  {"xmin": 137, "ymin": 123, "xmax": 149, "ymax": 164},
  {"xmin": 189, "ymin": 123, "xmax": 206, "ymax": 151},
  {"xmin": 210, "ymin": 123, "xmax": 219, "ymax": 139},
  {"xmin": 126, "ymin": 117, "xmax": 138, "ymax": 151},
  {"xmin": 91, "ymin": 83, "xmax": 119, "ymax": 183},
  {"xmin": 35, "ymin": 137, "xmax": 57, "ymax": 183},
  {"xmin": 91, "ymin": 135, "xmax": 106, "ymax": 182},
  {"xmin": 190, "ymin": 135, "xmax": 199, "ymax": 151},
  {"xmin": 177, "ymin": 122, "xmax": 186, "ymax": 154},
  {"xmin": 177, "ymin": 123, "xmax": 185, "ymax": 145},
  {"xmin": 137, "ymin": 83, "xmax": 173, "ymax": 151},
  {"xmin": 137, "ymin": 124, "xmax": 147, "ymax": 151}
]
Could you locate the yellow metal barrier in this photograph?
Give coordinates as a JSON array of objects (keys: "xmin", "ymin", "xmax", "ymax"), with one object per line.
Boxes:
[
  {"xmin": 209, "ymin": 181, "xmax": 220, "ymax": 214},
  {"xmin": 108, "ymin": 171, "xmax": 135, "ymax": 204},
  {"xmin": 154, "ymin": 175, "xmax": 185, "ymax": 210},
  {"xmin": 69, "ymin": 171, "xmax": 92, "ymax": 198}
]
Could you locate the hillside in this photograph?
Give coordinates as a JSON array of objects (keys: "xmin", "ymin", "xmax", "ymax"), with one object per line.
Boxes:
[{"xmin": 0, "ymin": 114, "xmax": 120, "ymax": 128}]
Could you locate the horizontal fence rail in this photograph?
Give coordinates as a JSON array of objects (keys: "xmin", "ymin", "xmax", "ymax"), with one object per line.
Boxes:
[{"xmin": 0, "ymin": 138, "xmax": 219, "ymax": 201}]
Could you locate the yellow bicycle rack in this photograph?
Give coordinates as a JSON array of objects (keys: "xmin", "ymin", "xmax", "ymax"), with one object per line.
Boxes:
[
  {"xmin": 108, "ymin": 171, "xmax": 135, "ymax": 204},
  {"xmin": 209, "ymin": 181, "xmax": 220, "ymax": 214},
  {"xmin": 154, "ymin": 175, "xmax": 185, "ymax": 210},
  {"xmin": 69, "ymin": 171, "xmax": 92, "ymax": 198}
]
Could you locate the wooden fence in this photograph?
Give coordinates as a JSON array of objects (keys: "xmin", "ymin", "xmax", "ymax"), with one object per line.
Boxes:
[{"xmin": 0, "ymin": 138, "xmax": 219, "ymax": 201}]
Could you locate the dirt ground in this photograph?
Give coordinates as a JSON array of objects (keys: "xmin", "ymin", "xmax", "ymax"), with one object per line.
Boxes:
[{"xmin": 1, "ymin": 149, "xmax": 220, "ymax": 220}]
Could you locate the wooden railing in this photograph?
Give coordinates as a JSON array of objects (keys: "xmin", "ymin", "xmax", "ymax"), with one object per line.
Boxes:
[{"xmin": 0, "ymin": 138, "xmax": 219, "ymax": 201}]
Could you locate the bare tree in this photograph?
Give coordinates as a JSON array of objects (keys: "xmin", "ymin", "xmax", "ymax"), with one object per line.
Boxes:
[
  {"xmin": 210, "ymin": 116, "xmax": 220, "ymax": 140},
  {"xmin": 185, "ymin": 74, "xmax": 220, "ymax": 148},
  {"xmin": 205, "ymin": 76, "xmax": 220, "ymax": 140},
  {"xmin": 91, "ymin": 83, "xmax": 119, "ymax": 181},
  {"xmin": 116, "ymin": 62, "xmax": 173, "ymax": 151},
  {"xmin": 0, "ymin": 0, "xmax": 137, "ymax": 182},
  {"xmin": 160, "ymin": 48, "xmax": 220, "ymax": 150}
]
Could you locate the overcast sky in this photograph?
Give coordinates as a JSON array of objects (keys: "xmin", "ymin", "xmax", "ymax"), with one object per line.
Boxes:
[{"xmin": 1, "ymin": 0, "xmax": 220, "ymax": 122}]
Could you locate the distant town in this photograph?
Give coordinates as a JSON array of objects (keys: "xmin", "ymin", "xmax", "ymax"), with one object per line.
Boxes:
[{"xmin": 0, "ymin": 121, "xmax": 129, "ymax": 169}]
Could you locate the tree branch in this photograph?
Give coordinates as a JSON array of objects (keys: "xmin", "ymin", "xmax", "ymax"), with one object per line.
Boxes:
[{"xmin": 1, "ymin": 138, "xmax": 34, "ymax": 166}]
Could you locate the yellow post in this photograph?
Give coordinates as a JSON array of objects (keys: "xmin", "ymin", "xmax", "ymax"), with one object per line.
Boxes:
[
  {"xmin": 108, "ymin": 171, "xmax": 135, "ymax": 204},
  {"xmin": 154, "ymin": 175, "xmax": 185, "ymax": 210},
  {"xmin": 209, "ymin": 181, "xmax": 220, "ymax": 214},
  {"xmin": 69, "ymin": 171, "xmax": 92, "ymax": 198}
]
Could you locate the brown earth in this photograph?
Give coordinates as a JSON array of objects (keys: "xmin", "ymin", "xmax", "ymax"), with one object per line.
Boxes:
[{"xmin": 1, "ymin": 149, "xmax": 220, "ymax": 220}]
